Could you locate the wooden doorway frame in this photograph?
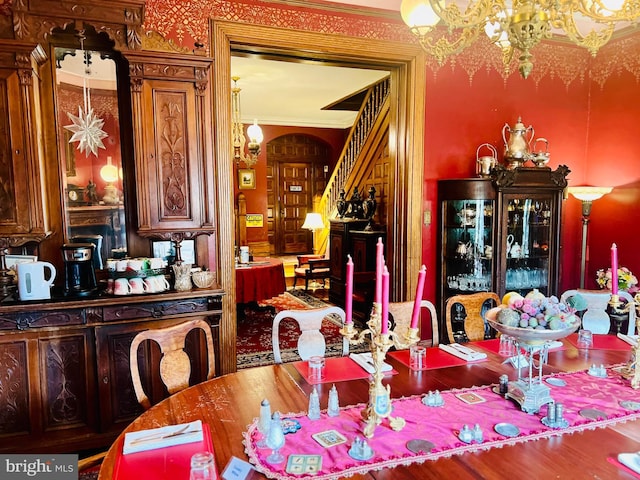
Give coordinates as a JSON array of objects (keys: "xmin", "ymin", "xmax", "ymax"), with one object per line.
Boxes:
[{"xmin": 212, "ymin": 20, "xmax": 426, "ymax": 374}]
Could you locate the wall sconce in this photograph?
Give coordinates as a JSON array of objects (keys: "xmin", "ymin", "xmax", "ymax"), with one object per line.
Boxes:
[
  {"xmin": 100, "ymin": 155, "xmax": 120, "ymax": 205},
  {"xmin": 232, "ymin": 76, "xmax": 263, "ymax": 168},
  {"xmin": 302, "ymin": 212, "xmax": 325, "ymax": 254},
  {"xmin": 568, "ymin": 185, "xmax": 613, "ymax": 288}
]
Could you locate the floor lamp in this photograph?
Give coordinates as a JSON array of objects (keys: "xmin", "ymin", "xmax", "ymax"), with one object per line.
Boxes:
[
  {"xmin": 568, "ymin": 186, "xmax": 613, "ymax": 289},
  {"xmin": 302, "ymin": 212, "xmax": 324, "ymax": 255}
]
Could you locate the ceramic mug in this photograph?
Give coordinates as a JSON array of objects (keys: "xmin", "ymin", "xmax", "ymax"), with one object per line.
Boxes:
[
  {"xmin": 146, "ymin": 275, "xmax": 169, "ymax": 292},
  {"xmin": 116, "ymin": 259, "xmax": 129, "ymax": 272},
  {"xmin": 149, "ymin": 257, "xmax": 165, "ymax": 269},
  {"xmin": 129, "ymin": 277, "xmax": 148, "ymax": 294},
  {"xmin": 127, "ymin": 259, "xmax": 144, "ymax": 271},
  {"xmin": 113, "ymin": 278, "xmax": 130, "ymax": 295},
  {"xmin": 106, "ymin": 259, "xmax": 117, "ymax": 272}
]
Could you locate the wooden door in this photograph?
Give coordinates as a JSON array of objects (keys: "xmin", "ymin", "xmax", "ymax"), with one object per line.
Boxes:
[
  {"xmin": 267, "ymin": 134, "xmax": 330, "ymax": 255},
  {"xmin": 279, "ymin": 162, "xmax": 313, "ymax": 254}
]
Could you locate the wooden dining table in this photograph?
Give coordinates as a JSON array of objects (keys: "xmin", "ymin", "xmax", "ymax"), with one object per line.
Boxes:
[{"xmin": 98, "ymin": 340, "xmax": 640, "ymax": 479}]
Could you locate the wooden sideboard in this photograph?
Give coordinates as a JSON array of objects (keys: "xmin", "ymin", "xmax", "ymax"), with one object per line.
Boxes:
[{"xmin": 0, "ymin": 289, "xmax": 223, "ymax": 454}]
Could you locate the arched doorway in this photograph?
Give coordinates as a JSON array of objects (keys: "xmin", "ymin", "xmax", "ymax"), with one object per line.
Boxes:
[{"xmin": 267, "ymin": 134, "xmax": 331, "ymax": 255}]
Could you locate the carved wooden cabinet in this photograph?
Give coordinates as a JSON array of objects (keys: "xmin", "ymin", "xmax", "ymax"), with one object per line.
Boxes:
[
  {"xmin": 0, "ymin": 290, "xmax": 222, "ymax": 453},
  {"xmin": 0, "ymin": 42, "xmax": 51, "ymax": 246},
  {"xmin": 124, "ymin": 51, "xmax": 216, "ymax": 240}
]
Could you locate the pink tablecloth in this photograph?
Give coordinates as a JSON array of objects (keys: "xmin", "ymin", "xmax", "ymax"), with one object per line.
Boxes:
[{"xmin": 235, "ymin": 257, "xmax": 286, "ymax": 303}]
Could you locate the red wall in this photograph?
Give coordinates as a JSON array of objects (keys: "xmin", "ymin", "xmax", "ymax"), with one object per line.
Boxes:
[
  {"xmin": 582, "ymin": 69, "xmax": 640, "ymax": 290},
  {"xmin": 422, "ymin": 64, "xmax": 586, "ymax": 300},
  {"xmin": 422, "ymin": 47, "xmax": 640, "ymax": 301},
  {"xmin": 235, "ymin": 124, "xmax": 348, "ymax": 244}
]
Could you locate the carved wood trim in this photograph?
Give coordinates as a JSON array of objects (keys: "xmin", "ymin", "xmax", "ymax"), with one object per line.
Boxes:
[
  {"xmin": 212, "ymin": 20, "xmax": 426, "ymax": 374},
  {"xmin": 9, "ymin": 0, "xmax": 145, "ymax": 52}
]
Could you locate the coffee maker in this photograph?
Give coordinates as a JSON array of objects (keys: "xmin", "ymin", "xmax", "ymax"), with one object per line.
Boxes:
[{"xmin": 62, "ymin": 243, "xmax": 98, "ymax": 296}]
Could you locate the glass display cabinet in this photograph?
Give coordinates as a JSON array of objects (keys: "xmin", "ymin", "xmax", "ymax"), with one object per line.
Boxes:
[{"xmin": 437, "ymin": 166, "xmax": 570, "ymax": 340}]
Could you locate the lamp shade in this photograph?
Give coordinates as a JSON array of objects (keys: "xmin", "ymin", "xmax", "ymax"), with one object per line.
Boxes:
[
  {"xmin": 568, "ymin": 186, "xmax": 613, "ymax": 202},
  {"xmin": 301, "ymin": 213, "xmax": 324, "ymax": 231}
]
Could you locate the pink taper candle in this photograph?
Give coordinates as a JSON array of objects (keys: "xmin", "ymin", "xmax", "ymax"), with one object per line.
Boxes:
[
  {"xmin": 410, "ymin": 265, "xmax": 427, "ymax": 330},
  {"xmin": 345, "ymin": 255, "xmax": 354, "ymax": 324},
  {"xmin": 375, "ymin": 237, "xmax": 383, "ymax": 305},
  {"xmin": 381, "ymin": 265, "xmax": 389, "ymax": 334},
  {"xmin": 611, "ymin": 243, "xmax": 619, "ymax": 295}
]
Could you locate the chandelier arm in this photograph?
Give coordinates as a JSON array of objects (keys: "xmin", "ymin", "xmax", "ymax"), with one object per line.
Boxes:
[
  {"xmin": 574, "ymin": 0, "xmax": 640, "ymax": 23},
  {"xmin": 553, "ymin": 14, "xmax": 615, "ymax": 56},
  {"xmin": 420, "ymin": 25, "xmax": 483, "ymax": 64},
  {"xmin": 427, "ymin": 0, "xmax": 502, "ymax": 29}
]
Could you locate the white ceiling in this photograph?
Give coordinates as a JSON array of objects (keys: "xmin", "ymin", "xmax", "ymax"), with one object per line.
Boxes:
[{"xmin": 230, "ymin": 56, "xmax": 390, "ymax": 129}]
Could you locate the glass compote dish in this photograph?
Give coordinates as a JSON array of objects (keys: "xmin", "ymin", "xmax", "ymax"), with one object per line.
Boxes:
[{"xmin": 486, "ymin": 293, "xmax": 580, "ymax": 414}]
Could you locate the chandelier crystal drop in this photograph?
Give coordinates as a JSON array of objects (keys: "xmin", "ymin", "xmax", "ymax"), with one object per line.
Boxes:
[{"xmin": 400, "ymin": 0, "xmax": 640, "ymax": 78}]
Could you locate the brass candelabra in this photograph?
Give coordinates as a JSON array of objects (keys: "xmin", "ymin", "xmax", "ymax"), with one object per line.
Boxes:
[
  {"xmin": 340, "ymin": 303, "xmax": 419, "ymax": 438},
  {"xmin": 608, "ymin": 293, "xmax": 640, "ymax": 389}
]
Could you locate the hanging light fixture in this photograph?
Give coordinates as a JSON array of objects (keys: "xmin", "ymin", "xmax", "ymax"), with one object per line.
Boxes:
[
  {"xmin": 231, "ymin": 76, "xmax": 263, "ymax": 168},
  {"xmin": 64, "ymin": 31, "xmax": 108, "ymax": 157},
  {"xmin": 400, "ymin": 0, "xmax": 640, "ymax": 79}
]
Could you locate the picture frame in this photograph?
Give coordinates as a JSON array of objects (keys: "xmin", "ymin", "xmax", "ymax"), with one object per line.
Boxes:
[
  {"xmin": 151, "ymin": 240, "xmax": 196, "ymax": 265},
  {"xmin": 5, "ymin": 254, "xmax": 38, "ymax": 271},
  {"xmin": 238, "ymin": 168, "xmax": 256, "ymax": 190}
]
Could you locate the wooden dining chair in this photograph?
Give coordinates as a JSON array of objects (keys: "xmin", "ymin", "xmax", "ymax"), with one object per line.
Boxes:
[
  {"xmin": 292, "ymin": 254, "xmax": 331, "ymax": 290},
  {"xmin": 129, "ymin": 319, "xmax": 216, "ymax": 410},
  {"xmin": 445, "ymin": 292, "xmax": 501, "ymax": 343},
  {"xmin": 388, "ymin": 300, "xmax": 440, "ymax": 346},
  {"xmin": 271, "ymin": 306, "xmax": 349, "ymax": 363}
]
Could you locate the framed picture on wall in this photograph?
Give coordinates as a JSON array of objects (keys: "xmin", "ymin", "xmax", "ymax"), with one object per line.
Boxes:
[{"xmin": 238, "ymin": 169, "xmax": 256, "ymax": 190}]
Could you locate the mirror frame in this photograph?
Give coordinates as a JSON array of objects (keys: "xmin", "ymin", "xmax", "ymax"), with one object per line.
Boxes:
[
  {"xmin": 211, "ymin": 20, "xmax": 426, "ymax": 373},
  {"xmin": 49, "ymin": 26, "xmax": 133, "ymax": 270}
]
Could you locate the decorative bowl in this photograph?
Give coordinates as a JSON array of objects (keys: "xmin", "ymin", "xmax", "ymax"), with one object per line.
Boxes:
[
  {"xmin": 485, "ymin": 306, "xmax": 580, "ymax": 345},
  {"xmin": 192, "ymin": 270, "xmax": 215, "ymax": 289}
]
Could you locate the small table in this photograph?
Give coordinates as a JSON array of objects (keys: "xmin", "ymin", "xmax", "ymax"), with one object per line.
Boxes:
[{"xmin": 235, "ymin": 257, "xmax": 286, "ymax": 304}]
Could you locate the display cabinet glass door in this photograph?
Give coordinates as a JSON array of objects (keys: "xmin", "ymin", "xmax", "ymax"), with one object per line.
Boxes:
[
  {"xmin": 442, "ymin": 199, "xmax": 495, "ymax": 299},
  {"xmin": 501, "ymin": 194, "xmax": 555, "ymax": 296}
]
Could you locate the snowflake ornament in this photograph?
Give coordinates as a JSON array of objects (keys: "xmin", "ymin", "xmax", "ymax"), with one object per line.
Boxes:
[{"xmin": 64, "ymin": 106, "xmax": 108, "ymax": 157}]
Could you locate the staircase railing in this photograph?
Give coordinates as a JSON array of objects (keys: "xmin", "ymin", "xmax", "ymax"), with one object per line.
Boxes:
[{"xmin": 315, "ymin": 77, "xmax": 390, "ymax": 254}]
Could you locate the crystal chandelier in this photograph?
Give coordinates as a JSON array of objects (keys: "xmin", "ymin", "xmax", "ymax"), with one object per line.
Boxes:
[
  {"xmin": 400, "ymin": 0, "xmax": 640, "ymax": 78},
  {"xmin": 231, "ymin": 76, "xmax": 263, "ymax": 168}
]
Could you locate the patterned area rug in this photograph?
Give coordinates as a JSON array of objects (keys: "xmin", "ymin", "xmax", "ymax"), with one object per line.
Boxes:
[{"xmin": 237, "ymin": 290, "xmax": 365, "ymax": 369}]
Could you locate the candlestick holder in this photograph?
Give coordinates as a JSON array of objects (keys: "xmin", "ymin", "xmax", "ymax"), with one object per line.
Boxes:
[
  {"xmin": 340, "ymin": 302, "xmax": 419, "ymax": 438},
  {"xmin": 608, "ymin": 293, "xmax": 640, "ymax": 389}
]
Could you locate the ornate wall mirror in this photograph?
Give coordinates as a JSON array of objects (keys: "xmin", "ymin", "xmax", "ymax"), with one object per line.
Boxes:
[{"xmin": 51, "ymin": 27, "xmax": 130, "ymax": 268}]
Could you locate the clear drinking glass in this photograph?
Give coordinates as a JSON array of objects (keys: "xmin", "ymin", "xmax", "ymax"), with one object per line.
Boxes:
[{"xmin": 189, "ymin": 451, "xmax": 216, "ymax": 480}]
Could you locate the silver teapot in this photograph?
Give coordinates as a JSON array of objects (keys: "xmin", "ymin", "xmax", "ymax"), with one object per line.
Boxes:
[
  {"xmin": 502, "ymin": 116, "xmax": 534, "ymax": 169},
  {"xmin": 530, "ymin": 137, "xmax": 550, "ymax": 167}
]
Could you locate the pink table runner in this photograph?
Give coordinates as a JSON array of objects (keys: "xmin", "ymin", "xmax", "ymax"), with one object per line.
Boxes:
[
  {"xmin": 292, "ymin": 357, "xmax": 397, "ymax": 384},
  {"xmin": 387, "ymin": 346, "xmax": 487, "ymax": 370},
  {"xmin": 566, "ymin": 333, "xmax": 632, "ymax": 351},
  {"xmin": 244, "ymin": 367, "xmax": 640, "ymax": 479}
]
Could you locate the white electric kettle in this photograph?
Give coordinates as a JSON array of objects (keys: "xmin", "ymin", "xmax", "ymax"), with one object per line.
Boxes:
[{"xmin": 17, "ymin": 261, "xmax": 57, "ymax": 301}]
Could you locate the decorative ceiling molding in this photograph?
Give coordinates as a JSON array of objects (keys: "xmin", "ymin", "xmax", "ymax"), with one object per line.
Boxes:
[{"xmin": 140, "ymin": 0, "xmax": 637, "ymax": 86}]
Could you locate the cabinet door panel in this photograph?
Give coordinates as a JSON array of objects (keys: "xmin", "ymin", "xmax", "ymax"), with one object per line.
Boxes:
[
  {"xmin": 143, "ymin": 82, "xmax": 200, "ymax": 226},
  {"xmin": 0, "ymin": 340, "xmax": 30, "ymax": 436},
  {"xmin": 40, "ymin": 331, "xmax": 96, "ymax": 431}
]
